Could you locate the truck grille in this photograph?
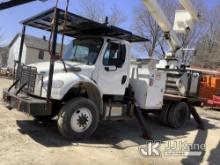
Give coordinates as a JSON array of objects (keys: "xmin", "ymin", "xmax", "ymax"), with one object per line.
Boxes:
[{"xmin": 15, "ymin": 64, "xmax": 39, "ymax": 94}]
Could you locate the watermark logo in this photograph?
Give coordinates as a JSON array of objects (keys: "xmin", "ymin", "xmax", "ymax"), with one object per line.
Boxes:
[
  {"xmin": 139, "ymin": 140, "xmax": 206, "ymax": 157},
  {"xmin": 139, "ymin": 140, "xmax": 161, "ymax": 157}
]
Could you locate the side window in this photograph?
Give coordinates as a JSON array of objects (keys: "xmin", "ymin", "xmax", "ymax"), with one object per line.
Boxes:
[
  {"xmin": 103, "ymin": 43, "xmax": 126, "ymax": 68},
  {"xmin": 38, "ymin": 50, "xmax": 44, "ymax": 60}
]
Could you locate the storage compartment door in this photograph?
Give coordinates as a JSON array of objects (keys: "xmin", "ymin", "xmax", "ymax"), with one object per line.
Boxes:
[{"xmin": 145, "ymin": 71, "xmax": 166, "ymax": 109}]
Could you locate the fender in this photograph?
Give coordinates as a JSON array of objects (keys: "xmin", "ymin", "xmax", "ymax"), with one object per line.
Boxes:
[{"xmin": 39, "ymin": 72, "xmax": 103, "ymax": 113}]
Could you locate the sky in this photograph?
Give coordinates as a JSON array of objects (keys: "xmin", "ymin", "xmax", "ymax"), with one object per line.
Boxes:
[{"xmin": 0, "ymin": 0, "xmax": 219, "ymax": 45}]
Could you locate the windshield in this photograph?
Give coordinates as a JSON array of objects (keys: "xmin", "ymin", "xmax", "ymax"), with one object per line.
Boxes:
[{"xmin": 64, "ymin": 38, "xmax": 103, "ymax": 65}]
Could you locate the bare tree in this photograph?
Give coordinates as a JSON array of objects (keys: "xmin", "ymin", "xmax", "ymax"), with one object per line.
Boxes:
[
  {"xmin": 133, "ymin": 0, "xmax": 178, "ymax": 58},
  {"xmin": 133, "ymin": 0, "xmax": 208, "ymax": 62},
  {"xmin": 176, "ymin": 0, "xmax": 207, "ymax": 64},
  {"xmin": 108, "ymin": 5, "xmax": 127, "ymax": 26},
  {"xmin": 79, "ymin": 0, "xmax": 126, "ymax": 26},
  {"xmin": 192, "ymin": 5, "xmax": 220, "ymax": 69},
  {"xmin": 79, "ymin": 0, "xmax": 105, "ymax": 23}
]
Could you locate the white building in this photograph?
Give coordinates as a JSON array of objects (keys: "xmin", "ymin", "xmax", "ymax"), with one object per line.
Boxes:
[{"xmin": 7, "ymin": 34, "xmax": 62, "ymax": 68}]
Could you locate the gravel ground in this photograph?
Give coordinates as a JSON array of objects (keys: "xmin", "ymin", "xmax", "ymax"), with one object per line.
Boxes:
[{"xmin": 0, "ymin": 78, "xmax": 219, "ymax": 165}]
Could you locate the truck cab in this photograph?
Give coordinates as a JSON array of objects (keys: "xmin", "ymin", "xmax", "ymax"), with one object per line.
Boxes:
[
  {"xmin": 63, "ymin": 37, "xmax": 131, "ymax": 96},
  {"xmin": 3, "ymin": 8, "xmax": 150, "ymax": 140},
  {"xmin": 30, "ymin": 37, "xmax": 131, "ymax": 101}
]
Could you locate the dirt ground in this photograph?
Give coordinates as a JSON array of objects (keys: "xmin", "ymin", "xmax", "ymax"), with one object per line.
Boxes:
[{"xmin": 0, "ymin": 78, "xmax": 220, "ymax": 165}]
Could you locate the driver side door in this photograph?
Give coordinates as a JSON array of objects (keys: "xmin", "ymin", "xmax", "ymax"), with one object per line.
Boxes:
[{"xmin": 97, "ymin": 42, "xmax": 129, "ymax": 95}]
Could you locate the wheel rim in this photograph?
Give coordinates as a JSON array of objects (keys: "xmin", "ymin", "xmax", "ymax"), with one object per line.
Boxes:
[{"xmin": 70, "ymin": 108, "xmax": 93, "ymax": 133}]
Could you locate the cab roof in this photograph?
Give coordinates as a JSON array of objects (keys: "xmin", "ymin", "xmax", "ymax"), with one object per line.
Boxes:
[{"xmin": 21, "ymin": 7, "xmax": 148, "ymax": 43}]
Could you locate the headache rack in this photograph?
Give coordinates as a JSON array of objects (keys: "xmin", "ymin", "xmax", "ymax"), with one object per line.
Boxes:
[{"xmin": 9, "ymin": 62, "xmax": 44, "ymax": 96}]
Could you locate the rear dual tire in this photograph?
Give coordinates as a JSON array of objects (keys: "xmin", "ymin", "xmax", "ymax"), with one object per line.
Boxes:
[{"xmin": 161, "ymin": 102, "xmax": 190, "ymax": 129}]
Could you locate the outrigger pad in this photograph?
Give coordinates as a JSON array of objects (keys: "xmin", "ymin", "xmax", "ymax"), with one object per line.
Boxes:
[
  {"xmin": 21, "ymin": 7, "xmax": 148, "ymax": 43},
  {"xmin": 135, "ymin": 107, "xmax": 153, "ymax": 140}
]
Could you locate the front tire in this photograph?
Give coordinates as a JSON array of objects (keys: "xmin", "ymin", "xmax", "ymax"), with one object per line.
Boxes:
[{"xmin": 57, "ymin": 97, "xmax": 99, "ymax": 140}]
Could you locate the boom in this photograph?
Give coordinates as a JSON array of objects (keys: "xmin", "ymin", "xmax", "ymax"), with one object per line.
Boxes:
[
  {"xmin": 142, "ymin": 0, "xmax": 199, "ymax": 56},
  {"xmin": 142, "ymin": 0, "xmax": 181, "ymax": 53},
  {"xmin": 179, "ymin": 0, "xmax": 199, "ymax": 21}
]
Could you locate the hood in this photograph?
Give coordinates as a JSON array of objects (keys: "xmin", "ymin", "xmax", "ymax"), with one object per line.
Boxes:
[{"xmin": 30, "ymin": 61, "xmax": 95, "ymax": 78}]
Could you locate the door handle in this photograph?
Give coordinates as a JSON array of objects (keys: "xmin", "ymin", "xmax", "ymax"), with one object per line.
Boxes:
[
  {"xmin": 105, "ymin": 66, "xmax": 117, "ymax": 71},
  {"xmin": 121, "ymin": 75, "xmax": 127, "ymax": 84}
]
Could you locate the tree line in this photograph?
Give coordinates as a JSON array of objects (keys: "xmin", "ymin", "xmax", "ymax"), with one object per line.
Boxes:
[{"xmin": 1, "ymin": 0, "xmax": 220, "ymax": 69}]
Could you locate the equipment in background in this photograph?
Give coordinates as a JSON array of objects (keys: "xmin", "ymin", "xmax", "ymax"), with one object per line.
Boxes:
[
  {"xmin": 208, "ymin": 95, "xmax": 220, "ymax": 109},
  {"xmin": 200, "ymin": 75, "xmax": 220, "ymax": 105}
]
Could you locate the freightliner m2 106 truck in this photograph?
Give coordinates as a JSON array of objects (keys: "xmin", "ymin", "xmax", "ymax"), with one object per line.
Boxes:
[{"xmin": 3, "ymin": 7, "xmax": 204, "ymax": 140}]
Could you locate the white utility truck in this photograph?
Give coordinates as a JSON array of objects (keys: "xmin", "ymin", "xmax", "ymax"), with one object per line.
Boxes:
[
  {"xmin": 3, "ymin": 1, "xmax": 204, "ymax": 140},
  {"xmin": 142, "ymin": 0, "xmax": 204, "ymax": 127}
]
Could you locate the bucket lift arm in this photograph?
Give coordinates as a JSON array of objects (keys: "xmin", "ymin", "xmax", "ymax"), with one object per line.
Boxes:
[
  {"xmin": 179, "ymin": 0, "xmax": 199, "ymax": 21},
  {"xmin": 142, "ymin": 0, "xmax": 199, "ymax": 56},
  {"xmin": 142, "ymin": 0, "xmax": 181, "ymax": 54}
]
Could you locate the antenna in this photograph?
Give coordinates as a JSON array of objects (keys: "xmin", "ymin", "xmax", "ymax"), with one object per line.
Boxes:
[{"xmin": 104, "ymin": 16, "xmax": 109, "ymax": 25}]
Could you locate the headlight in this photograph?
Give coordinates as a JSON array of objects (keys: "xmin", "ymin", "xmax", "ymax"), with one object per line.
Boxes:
[{"xmin": 43, "ymin": 80, "xmax": 64, "ymax": 89}]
